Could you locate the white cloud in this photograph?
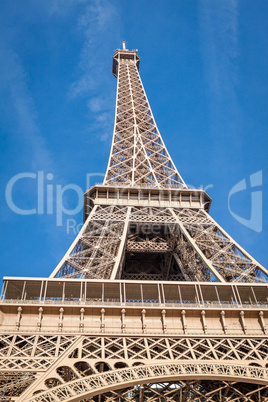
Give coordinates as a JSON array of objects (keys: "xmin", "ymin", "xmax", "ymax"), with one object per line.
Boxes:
[
  {"xmin": 49, "ymin": 0, "xmax": 87, "ymax": 16},
  {"xmin": 72, "ymin": 0, "xmax": 118, "ymax": 90},
  {"xmin": 198, "ymin": 0, "xmax": 239, "ymax": 97},
  {"xmin": 198, "ymin": 0, "xmax": 242, "ymax": 151},
  {"xmin": 68, "ymin": 0, "xmax": 121, "ymax": 141},
  {"xmin": 69, "ymin": 75, "xmax": 97, "ymax": 98},
  {"xmin": 0, "ymin": 43, "xmax": 54, "ymax": 172},
  {"xmin": 88, "ymin": 97, "xmax": 102, "ymax": 112}
]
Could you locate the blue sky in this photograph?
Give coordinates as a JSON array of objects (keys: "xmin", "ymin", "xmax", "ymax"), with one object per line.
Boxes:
[{"xmin": 0, "ymin": 0, "xmax": 267, "ymax": 279}]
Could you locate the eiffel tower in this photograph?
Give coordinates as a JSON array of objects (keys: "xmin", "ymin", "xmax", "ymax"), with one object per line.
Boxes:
[{"xmin": 1, "ymin": 43, "xmax": 268, "ymax": 401}]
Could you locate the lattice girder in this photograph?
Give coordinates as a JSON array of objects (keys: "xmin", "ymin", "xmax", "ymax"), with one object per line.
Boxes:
[
  {"xmin": 1, "ymin": 331, "xmax": 268, "ymax": 399},
  {"xmin": 2, "ymin": 45, "xmax": 268, "ymax": 402},
  {"xmin": 50, "ymin": 198, "xmax": 268, "ymax": 281},
  {"xmin": 104, "ymin": 50, "xmax": 186, "ymax": 188},
  {"xmin": 49, "ymin": 205, "xmax": 130, "ymax": 279},
  {"xmin": 80, "ymin": 381, "xmax": 268, "ymax": 402},
  {"xmin": 173, "ymin": 208, "xmax": 268, "ymax": 283},
  {"xmin": 18, "ymin": 361, "xmax": 268, "ymax": 401}
]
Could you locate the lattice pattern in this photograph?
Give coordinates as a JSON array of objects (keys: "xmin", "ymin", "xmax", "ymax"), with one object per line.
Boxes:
[
  {"xmin": 76, "ymin": 336, "xmax": 268, "ymax": 363},
  {"xmin": 4, "ymin": 334, "xmax": 266, "ymax": 399},
  {"xmin": 118, "ymin": 206, "xmax": 208, "ymax": 281},
  {"xmin": 80, "ymin": 381, "xmax": 268, "ymax": 402},
  {"xmin": 0, "ymin": 334, "xmax": 76, "ymax": 359},
  {"xmin": 91, "ymin": 205, "xmax": 128, "ymax": 222},
  {"xmin": 104, "ymin": 54, "xmax": 185, "ymax": 188},
  {"xmin": 48, "ymin": 47, "xmax": 268, "ymax": 283},
  {"xmin": 0, "ymin": 335, "xmax": 78, "ymax": 398},
  {"xmin": 3, "ymin": 45, "xmax": 268, "ymax": 402},
  {"xmin": 173, "ymin": 209, "xmax": 268, "ymax": 283},
  {"xmin": 130, "ymin": 206, "xmax": 175, "ymax": 223},
  {"xmin": 51, "ymin": 205, "xmax": 268, "ymax": 282},
  {"xmin": 52, "ymin": 205, "xmax": 128, "ymax": 279},
  {"xmin": 27, "ymin": 363, "xmax": 268, "ymax": 401},
  {"xmin": 0, "ymin": 372, "xmax": 36, "ymax": 399}
]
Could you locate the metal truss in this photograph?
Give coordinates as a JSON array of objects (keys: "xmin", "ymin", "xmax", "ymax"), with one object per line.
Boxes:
[
  {"xmin": 1, "ymin": 45, "xmax": 268, "ymax": 401},
  {"xmin": 47, "ymin": 45, "xmax": 268, "ymax": 282},
  {"xmin": 49, "ymin": 204, "xmax": 268, "ymax": 282},
  {"xmin": 104, "ymin": 49, "xmax": 186, "ymax": 189},
  {"xmin": 79, "ymin": 381, "xmax": 268, "ymax": 402},
  {"xmin": 1, "ymin": 333, "xmax": 268, "ymax": 399},
  {"xmin": 2, "ymin": 334, "xmax": 268, "ymax": 367},
  {"xmin": 19, "ymin": 363, "xmax": 268, "ymax": 401},
  {"xmin": 171, "ymin": 208, "xmax": 268, "ymax": 283},
  {"xmin": 50, "ymin": 205, "xmax": 129, "ymax": 279}
]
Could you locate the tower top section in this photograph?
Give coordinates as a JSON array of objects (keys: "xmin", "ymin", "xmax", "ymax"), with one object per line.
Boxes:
[
  {"xmin": 112, "ymin": 43, "xmax": 140, "ymax": 78},
  {"xmin": 106, "ymin": 43, "xmax": 186, "ymax": 189}
]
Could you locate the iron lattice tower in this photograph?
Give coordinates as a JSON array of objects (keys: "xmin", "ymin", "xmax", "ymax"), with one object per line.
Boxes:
[{"xmin": 1, "ymin": 44, "xmax": 268, "ymax": 401}]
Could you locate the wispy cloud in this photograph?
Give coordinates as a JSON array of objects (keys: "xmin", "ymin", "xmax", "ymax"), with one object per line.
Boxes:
[
  {"xmin": 68, "ymin": 0, "xmax": 121, "ymax": 141},
  {"xmin": 49, "ymin": 0, "xmax": 87, "ymax": 16},
  {"xmin": 198, "ymin": 0, "xmax": 239, "ymax": 98},
  {"xmin": 198, "ymin": 0, "xmax": 242, "ymax": 167},
  {"xmin": 70, "ymin": 0, "xmax": 118, "ymax": 97},
  {"xmin": 0, "ymin": 43, "xmax": 54, "ymax": 172},
  {"xmin": 88, "ymin": 96, "xmax": 104, "ymax": 113}
]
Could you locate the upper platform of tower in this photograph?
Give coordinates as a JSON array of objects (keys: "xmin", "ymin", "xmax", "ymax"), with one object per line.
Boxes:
[{"xmin": 112, "ymin": 42, "xmax": 140, "ymax": 78}]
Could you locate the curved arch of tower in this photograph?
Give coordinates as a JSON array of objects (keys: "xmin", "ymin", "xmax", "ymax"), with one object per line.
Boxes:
[{"xmin": 1, "ymin": 44, "xmax": 268, "ymax": 401}]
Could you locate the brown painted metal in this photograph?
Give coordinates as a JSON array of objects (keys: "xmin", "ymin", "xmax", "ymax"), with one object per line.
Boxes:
[{"xmin": 1, "ymin": 44, "xmax": 268, "ymax": 401}]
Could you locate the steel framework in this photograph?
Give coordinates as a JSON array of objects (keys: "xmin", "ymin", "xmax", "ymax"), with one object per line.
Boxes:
[{"xmin": 1, "ymin": 44, "xmax": 268, "ymax": 401}]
